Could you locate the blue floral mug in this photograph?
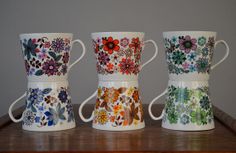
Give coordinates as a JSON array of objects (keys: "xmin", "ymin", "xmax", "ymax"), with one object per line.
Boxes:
[
  {"xmin": 8, "ymin": 33, "xmax": 86, "ymax": 131},
  {"xmin": 148, "ymin": 31, "xmax": 229, "ymax": 131}
]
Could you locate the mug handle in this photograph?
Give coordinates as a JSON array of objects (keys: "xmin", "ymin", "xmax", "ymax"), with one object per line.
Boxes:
[
  {"xmin": 8, "ymin": 92, "xmax": 26, "ymax": 122},
  {"xmin": 68, "ymin": 39, "xmax": 86, "ymax": 71},
  {"xmin": 148, "ymin": 40, "xmax": 230, "ymax": 120},
  {"xmin": 148, "ymin": 89, "xmax": 167, "ymax": 120},
  {"xmin": 140, "ymin": 40, "xmax": 158, "ymax": 70},
  {"xmin": 78, "ymin": 90, "xmax": 97, "ymax": 122},
  {"xmin": 211, "ymin": 40, "xmax": 229, "ymax": 70}
]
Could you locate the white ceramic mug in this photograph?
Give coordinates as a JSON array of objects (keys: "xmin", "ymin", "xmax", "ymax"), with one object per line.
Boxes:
[
  {"xmin": 9, "ymin": 33, "xmax": 86, "ymax": 131},
  {"xmin": 79, "ymin": 32, "xmax": 158, "ymax": 131},
  {"xmin": 149, "ymin": 31, "xmax": 229, "ymax": 131}
]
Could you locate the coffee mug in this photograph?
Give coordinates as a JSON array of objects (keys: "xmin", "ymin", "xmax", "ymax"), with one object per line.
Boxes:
[
  {"xmin": 149, "ymin": 31, "xmax": 229, "ymax": 131},
  {"xmin": 79, "ymin": 32, "xmax": 158, "ymax": 131},
  {"xmin": 8, "ymin": 33, "xmax": 86, "ymax": 131}
]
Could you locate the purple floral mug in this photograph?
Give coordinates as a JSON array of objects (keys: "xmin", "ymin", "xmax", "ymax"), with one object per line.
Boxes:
[
  {"xmin": 8, "ymin": 33, "xmax": 86, "ymax": 131},
  {"xmin": 79, "ymin": 32, "xmax": 158, "ymax": 131}
]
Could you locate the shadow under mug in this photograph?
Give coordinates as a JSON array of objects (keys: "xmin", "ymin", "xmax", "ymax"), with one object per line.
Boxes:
[
  {"xmin": 148, "ymin": 31, "xmax": 229, "ymax": 131},
  {"xmin": 8, "ymin": 33, "xmax": 86, "ymax": 131}
]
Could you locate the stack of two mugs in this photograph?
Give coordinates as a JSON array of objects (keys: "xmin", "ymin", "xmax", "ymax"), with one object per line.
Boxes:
[{"xmin": 8, "ymin": 31, "xmax": 229, "ymax": 132}]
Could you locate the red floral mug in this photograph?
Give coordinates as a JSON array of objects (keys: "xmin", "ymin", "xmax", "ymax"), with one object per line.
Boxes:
[
  {"xmin": 8, "ymin": 33, "xmax": 86, "ymax": 131},
  {"xmin": 79, "ymin": 32, "xmax": 158, "ymax": 131}
]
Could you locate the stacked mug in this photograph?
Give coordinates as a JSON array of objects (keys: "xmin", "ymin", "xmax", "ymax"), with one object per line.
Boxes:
[
  {"xmin": 8, "ymin": 31, "xmax": 229, "ymax": 132},
  {"xmin": 9, "ymin": 33, "xmax": 86, "ymax": 131}
]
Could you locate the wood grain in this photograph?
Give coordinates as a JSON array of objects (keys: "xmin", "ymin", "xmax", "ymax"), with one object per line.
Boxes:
[{"xmin": 0, "ymin": 104, "xmax": 236, "ymax": 153}]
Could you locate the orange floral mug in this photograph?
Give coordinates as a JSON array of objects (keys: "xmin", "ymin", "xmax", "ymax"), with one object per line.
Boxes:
[{"xmin": 79, "ymin": 32, "xmax": 158, "ymax": 131}]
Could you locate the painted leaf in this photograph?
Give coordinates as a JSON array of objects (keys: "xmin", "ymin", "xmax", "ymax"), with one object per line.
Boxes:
[
  {"xmin": 35, "ymin": 70, "xmax": 43, "ymax": 76},
  {"xmin": 43, "ymin": 88, "xmax": 52, "ymax": 94},
  {"xmin": 118, "ymin": 87, "xmax": 126, "ymax": 94},
  {"xmin": 55, "ymin": 55, "xmax": 62, "ymax": 61},
  {"xmin": 49, "ymin": 51, "xmax": 57, "ymax": 60}
]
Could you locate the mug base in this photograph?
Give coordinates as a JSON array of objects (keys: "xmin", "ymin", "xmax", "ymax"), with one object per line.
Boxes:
[
  {"xmin": 22, "ymin": 122, "xmax": 76, "ymax": 132},
  {"xmin": 162, "ymin": 122, "xmax": 215, "ymax": 131},
  {"xmin": 92, "ymin": 122, "xmax": 145, "ymax": 131}
]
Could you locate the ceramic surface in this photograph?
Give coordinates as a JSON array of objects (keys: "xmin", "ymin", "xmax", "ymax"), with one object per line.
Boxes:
[
  {"xmin": 9, "ymin": 33, "xmax": 86, "ymax": 131},
  {"xmin": 149, "ymin": 31, "xmax": 229, "ymax": 131},
  {"xmin": 79, "ymin": 32, "xmax": 158, "ymax": 131}
]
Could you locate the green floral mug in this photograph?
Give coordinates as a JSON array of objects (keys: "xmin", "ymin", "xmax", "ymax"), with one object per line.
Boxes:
[{"xmin": 149, "ymin": 31, "xmax": 229, "ymax": 131}]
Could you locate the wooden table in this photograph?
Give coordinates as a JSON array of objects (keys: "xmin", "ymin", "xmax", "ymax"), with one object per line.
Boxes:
[{"xmin": 0, "ymin": 104, "xmax": 236, "ymax": 153}]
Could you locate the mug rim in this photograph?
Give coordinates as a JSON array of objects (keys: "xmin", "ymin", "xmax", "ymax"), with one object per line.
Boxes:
[
  {"xmin": 163, "ymin": 31, "xmax": 216, "ymax": 35},
  {"xmin": 19, "ymin": 33, "xmax": 73, "ymax": 37},
  {"xmin": 91, "ymin": 31, "xmax": 145, "ymax": 36}
]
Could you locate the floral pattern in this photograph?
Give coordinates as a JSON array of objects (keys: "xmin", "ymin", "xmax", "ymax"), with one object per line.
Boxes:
[
  {"xmin": 23, "ymin": 87, "xmax": 75, "ymax": 127},
  {"xmin": 93, "ymin": 86, "xmax": 144, "ymax": 127},
  {"xmin": 21, "ymin": 37, "xmax": 71, "ymax": 76},
  {"xmin": 163, "ymin": 85, "xmax": 214, "ymax": 125},
  {"xmin": 93, "ymin": 36, "xmax": 143, "ymax": 75},
  {"xmin": 164, "ymin": 35, "xmax": 215, "ymax": 74}
]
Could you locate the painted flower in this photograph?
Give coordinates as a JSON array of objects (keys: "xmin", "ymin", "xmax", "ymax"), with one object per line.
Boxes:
[
  {"xmin": 120, "ymin": 37, "xmax": 129, "ymax": 47},
  {"xmin": 23, "ymin": 110, "xmax": 35, "ymax": 126},
  {"xmin": 172, "ymin": 50, "xmax": 186, "ymax": 65},
  {"xmin": 58, "ymin": 89, "xmax": 68, "ymax": 103},
  {"xmin": 198, "ymin": 36, "xmax": 206, "ymax": 46},
  {"xmin": 102, "ymin": 37, "xmax": 120, "ymax": 54},
  {"xmin": 189, "ymin": 64, "xmax": 196, "ymax": 72},
  {"xmin": 180, "ymin": 114, "xmax": 190, "ymax": 125},
  {"xmin": 22, "ymin": 38, "xmax": 38, "ymax": 60},
  {"xmin": 119, "ymin": 58, "xmax": 135, "ymax": 75},
  {"xmin": 187, "ymin": 52, "xmax": 196, "ymax": 61},
  {"xmin": 28, "ymin": 88, "xmax": 44, "ymax": 106},
  {"xmin": 93, "ymin": 40, "xmax": 100, "ymax": 53},
  {"xmin": 196, "ymin": 58, "xmax": 209, "ymax": 73},
  {"xmin": 51, "ymin": 38, "xmax": 65, "ymax": 52},
  {"xmin": 133, "ymin": 64, "xmax": 140, "ymax": 75},
  {"xmin": 202, "ymin": 47, "xmax": 209, "ymax": 56},
  {"xmin": 62, "ymin": 52, "xmax": 69, "ymax": 63},
  {"xmin": 129, "ymin": 37, "xmax": 142, "ymax": 53},
  {"xmin": 113, "ymin": 105, "xmax": 122, "ymax": 115},
  {"xmin": 124, "ymin": 48, "xmax": 133, "ymax": 57},
  {"xmin": 167, "ymin": 110, "xmax": 178, "ymax": 124},
  {"xmin": 126, "ymin": 87, "xmax": 135, "ymax": 96},
  {"xmin": 44, "ymin": 103, "xmax": 66, "ymax": 126},
  {"xmin": 179, "ymin": 35, "xmax": 197, "ymax": 53},
  {"xmin": 190, "ymin": 109, "xmax": 207, "ymax": 125},
  {"xmin": 66, "ymin": 102, "xmax": 75, "ymax": 122},
  {"xmin": 96, "ymin": 38, "xmax": 101, "ymax": 44},
  {"xmin": 176, "ymin": 88, "xmax": 190, "ymax": 104},
  {"xmin": 103, "ymin": 87, "xmax": 120, "ymax": 103},
  {"xmin": 98, "ymin": 51, "xmax": 110, "ymax": 65},
  {"xmin": 106, "ymin": 63, "xmax": 114, "ymax": 71},
  {"xmin": 44, "ymin": 41, "xmax": 51, "ymax": 48},
  {"xmin": 29, "ymin": 68, "xmax": 36, "ymax": 75},
  {"xmin": 29, "ymin": 58, "xmax": 41, "ymax": 68},
  {"xmin": 171, "ymin": 36, "xmax": 177, "ymax": 43},
  {"xmin": 42, "ymin": 59, "xmax": 60, "ymax": 76},
  {"xmin": 206, "ymin": 37, "xmax": 215, "ymax": 48},
  {"xmin": 24, "ymin": 60, "xmax": 30, "ymax": 74},
  {"xmin": 182, "ymin": 62, "xmax": 189, "ymax": 70},
  {"xmin": 60, "ymin": 64, "xmax": 67, "ymax": 75},
  {"xmin": 132, "ymin": 90, "xmax": 139, "ymax": 103},
  {"xmin": 97, "ymin": 109, "xmax": 108, "ymax": 125},
  {"xmin": 200, "ymin": 96, "xmax": 210, "ymax": 110}
]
